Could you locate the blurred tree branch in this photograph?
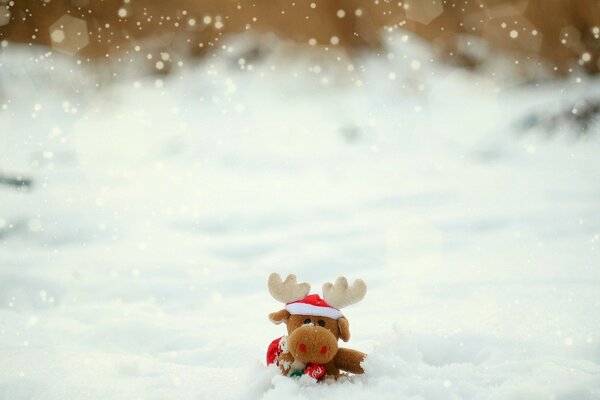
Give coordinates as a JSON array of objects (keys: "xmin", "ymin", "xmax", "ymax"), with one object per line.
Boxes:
[
  {"xmin": 0, "ymin": 173, "xmax": 32, "ymax": 190},
  {"xmin": 518, "ymin": 99, "xmax": 600, "ymax": 138}
]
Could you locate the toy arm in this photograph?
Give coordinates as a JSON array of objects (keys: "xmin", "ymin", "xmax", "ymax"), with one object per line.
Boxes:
[
  {"xmin": 333, "ymin": 348, "xmax": 366, "ymax": 374},
  {"xmin": 277, "ymin": 352, "xmax": 296, "ymax": 375}
]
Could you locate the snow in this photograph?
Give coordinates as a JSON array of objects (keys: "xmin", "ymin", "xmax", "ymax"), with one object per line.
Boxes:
[{"xmin": 1, "ymin": 34, "xmax": 600, "ymax": 399}]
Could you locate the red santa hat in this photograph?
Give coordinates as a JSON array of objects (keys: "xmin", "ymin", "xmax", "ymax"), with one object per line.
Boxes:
[{"xmin": 285, "ymin": 294, "xmax": 343, "ymax": 320}]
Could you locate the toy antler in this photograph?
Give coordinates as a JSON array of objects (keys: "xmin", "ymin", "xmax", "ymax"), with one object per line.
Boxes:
[
  {"xmin": 268, "ymin": 273, "xmax": 311, "ymax": 304},
  {"xmin": 322, "ymin": 277, "xmax": 367, "ymax": 309}
]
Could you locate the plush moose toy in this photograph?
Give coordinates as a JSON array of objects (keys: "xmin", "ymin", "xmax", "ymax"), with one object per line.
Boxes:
[{"xmin": 266, "ymin": 273, "xmax": 367, "ymax": 381}]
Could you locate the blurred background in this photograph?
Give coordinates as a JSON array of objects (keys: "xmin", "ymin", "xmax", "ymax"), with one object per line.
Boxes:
[
  {"xmin": 1, "ymin": 1, "xmax": 600, "ymax": 399},
  {"xmin": 2, "ymin": 0, "xmax": 600, "ymax": 75}
]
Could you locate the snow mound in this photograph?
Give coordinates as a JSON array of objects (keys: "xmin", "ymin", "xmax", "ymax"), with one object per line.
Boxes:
[{"xmin": 1, "ymin": 33, "xmax": 600, "ymax": 399}]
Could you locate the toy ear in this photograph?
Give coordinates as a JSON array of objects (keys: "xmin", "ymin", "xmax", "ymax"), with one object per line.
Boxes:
[
  {"xmin": 338, "ymin": 317, "xmax": 350, "ymax": 342},
  {"xmin": 268, "ymin": 309, "xmax": 290, "ymax": 325}
]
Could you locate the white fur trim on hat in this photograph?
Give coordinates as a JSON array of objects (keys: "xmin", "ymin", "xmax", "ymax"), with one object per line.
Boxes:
[{"xmin": 285, "ymin": 302, "xmax": 343, "ymax": 320}]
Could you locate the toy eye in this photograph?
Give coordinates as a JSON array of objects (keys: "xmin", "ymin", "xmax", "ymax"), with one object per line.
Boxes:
[
  {"xmin": 317, "ymin": 320, "xmax": 325, "ymax": 327},
  {"xmin": 304, "ymin": 318, "xmax": 312, "ymax": 325}
]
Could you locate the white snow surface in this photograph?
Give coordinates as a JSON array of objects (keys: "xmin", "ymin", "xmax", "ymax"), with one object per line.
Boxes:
[{"xmin": 1, "ymin": 35, "xmax": 600, "ymax": 400}]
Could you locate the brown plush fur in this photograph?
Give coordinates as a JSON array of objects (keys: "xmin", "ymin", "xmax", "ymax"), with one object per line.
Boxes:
[{"xmin": 269, "ymin": 310, "xmax": 366, "ymax": 379}]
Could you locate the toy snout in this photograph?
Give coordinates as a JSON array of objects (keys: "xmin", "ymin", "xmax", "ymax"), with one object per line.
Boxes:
[{"xmin": 288, "ymin": 325, "xmax": 339, "ymax": 364}]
